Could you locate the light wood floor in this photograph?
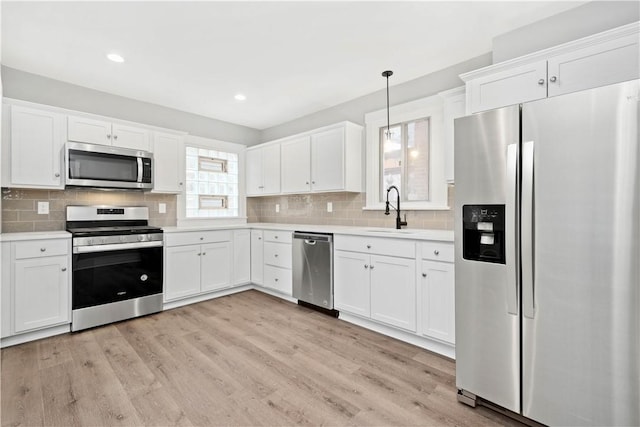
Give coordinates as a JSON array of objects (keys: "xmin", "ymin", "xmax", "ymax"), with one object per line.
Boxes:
[{"xmin": 1, "ymin": 290, "xmax": 523, "ymax": 426}]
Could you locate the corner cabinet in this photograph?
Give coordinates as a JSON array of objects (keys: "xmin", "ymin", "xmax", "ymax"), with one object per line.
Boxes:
[
  {"xmin": 1, "ymin": 104, "xmax": 65, "ymax": 189},
  {"xmin": 246, "ymin": 144, "xmax": 281, "ymax": 196},
  {"xmin": 1, "ymin": 237, "xmax": 71, "ymax": 341},
  {"xmin": 462, "ymin": 22, "xmax": 639, "ymax": 113}
]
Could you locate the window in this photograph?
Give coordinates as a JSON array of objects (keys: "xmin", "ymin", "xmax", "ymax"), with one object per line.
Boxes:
[
  {"xmin": 185, "ymin": 146, "xmax": 238, "ymax": 218},
  {"xmin": 364, "ymin": 95, "xmax": 448, "ymax": 211},
  {"xmin": 380, "ymin": 118, "xmax": 430, "ymax": 202}
]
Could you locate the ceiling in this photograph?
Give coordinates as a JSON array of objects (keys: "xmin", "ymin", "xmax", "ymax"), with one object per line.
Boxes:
[{"xmin": 2, "ymin": 1, "xmax": 585, "ymax": 130}]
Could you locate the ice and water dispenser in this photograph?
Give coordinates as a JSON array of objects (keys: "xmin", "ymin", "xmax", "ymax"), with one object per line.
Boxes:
[{"xmin": 462, "ymin": 205, "xmax": 506, "ymax": 264}]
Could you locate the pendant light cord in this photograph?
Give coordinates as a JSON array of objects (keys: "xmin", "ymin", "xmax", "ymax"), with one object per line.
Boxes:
[{"xmin": 382, "ymin": 70, "xmax": 393, "ymax": 140}]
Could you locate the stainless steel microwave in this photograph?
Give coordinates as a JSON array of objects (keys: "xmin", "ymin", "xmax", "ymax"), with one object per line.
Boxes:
[{"xmin": 65, "ymin": 142, "xmax": 153, "ymax": 190}]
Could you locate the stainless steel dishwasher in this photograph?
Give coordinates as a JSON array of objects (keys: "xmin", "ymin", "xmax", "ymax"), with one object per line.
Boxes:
[{"xmin": 292, "ymin": 231, "xmax": 337, "ymax": 315}]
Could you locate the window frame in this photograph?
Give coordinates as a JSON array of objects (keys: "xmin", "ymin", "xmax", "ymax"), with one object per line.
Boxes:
[
  {"xmin": 364, "ymin": 94, "xmax": 449, "ymax": 211},
  {"xmin": 176, "ymin": 135, "xmax": 247, "ymax": 227}
]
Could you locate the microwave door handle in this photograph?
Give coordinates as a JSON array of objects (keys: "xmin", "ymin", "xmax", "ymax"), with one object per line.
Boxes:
[{"xmin": 137, "ymin": 157, "xmax": 143, "ymax": 183}]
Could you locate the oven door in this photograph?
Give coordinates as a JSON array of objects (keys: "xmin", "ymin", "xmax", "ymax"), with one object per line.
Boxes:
[{"xmin": 72, "ymin": 245, "xmax": 163, "ymax": 310}]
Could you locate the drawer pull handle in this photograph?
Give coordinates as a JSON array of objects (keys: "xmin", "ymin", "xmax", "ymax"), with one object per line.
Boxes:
[
  {"xmin": 434, "ymin": 250, "xmax": 440, "ymax": 255},
  {"xmin": 422, "ymin": 272, "xmax": 427, "ymax": 278},
  {"xmin": 40, "ymin": 248, "xmax": 46, "ymax": 252},
  {"xmin": 62, "ymin": 267, "xmax": 67, "ymax": 272}
]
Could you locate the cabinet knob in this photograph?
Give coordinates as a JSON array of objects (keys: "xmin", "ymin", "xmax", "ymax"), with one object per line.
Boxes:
[
  {"xmin": 275, "ymin": 278, "xmax": 279, "ymax": 282},
  {"xmin": 306, "ymin": 182, "xmax": 309, "ymax": 185},
  {"xmin": 537, "ymin": 79, "xmax": 545, "ymax": 85},
  {"xmin": 312, "ymin": 181, "xmax": 315, "ymax": 184},
  {"xmin": 364, "ymin": 264, "xmax": 368, "ymax": 269},
  {"xmin": 370, "ymin": 265, "xmax": 375, "ymax": 269},
  {"xmin": 179, "ymin": 182, "xmax": 183, "ymax": 186},
  {"xmin": 40, "ymin": 247, "xmax": 46, "ymax": 252},
  {"xmin": 107, "ymin": 134, "xmax": 112, "ymax": 139},
  {"xmin": 62, "ymin": 267, "xmax": 67, "ymax": 272},
  {"xmin": 549, "ymin": 76, "xmax": 557, "ymax": 83},
  {"xmin": 54, "ymin": 173, "xmax": 60, "ymax": 177},
  {"xmin": 258, "ymin": 237, "xmax": 262, "ymax": 240},
  {"xmin": 422, "ymin": 272, "xmax": 427, "ymax": 278},
  {"xmin": 200, "ymin": 237, "xmax": 204, "ymax": 240},
  {"xmin": 113, "ymin": 135, "xmax": 118, "ymax": 140},
  {"xmin": 202, "ymin": 252, "xmax": 206, "ymax": 256},
  {"xmin": 274, "ymin": 254, "xmax": 278, "ymax": 257},
  {"xmin": 434, "ymin": 250, "xmax": 440, "ymax": 256},
  {"xmin": 366, "ymin": 244, "xmax": 371, "ymax": 249},
  {"xmin": 275, "ymin": 236, "xmax": 278, "ymax": 239}
]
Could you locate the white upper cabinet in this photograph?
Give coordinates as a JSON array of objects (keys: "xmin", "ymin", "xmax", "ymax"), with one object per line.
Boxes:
[
  {"xmin": 462, "ymin": 23, "xmax": 639, "ymax": 113},
  {"xmin": 281, "ymin": 136, "xmax": 311, "ymax": 193},
  {"xmin": 439, "ymin": 87, "xmax": 466, "ymax": 184},
  {"xmin": 3, "ymin": 104, "xmax": 65, "ymax": 189},
  {"xmin": 262, "ymin": 121, "xmax": 363, "ymax": 196},
  {"xmin": 68, "ymin": 115, "xmax": 151, "ymax": 151},
  {"xmin": 246, "ymin": 143, "xmax": 281, "ymax": 196},
  {"xmin": 152, "ymin": 131, "xmax": 185, "ymax": 193}
]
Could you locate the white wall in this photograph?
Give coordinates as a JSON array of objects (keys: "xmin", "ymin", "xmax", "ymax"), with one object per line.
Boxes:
[
  {"xmin": 0, "ymin": 66, "xmax": 261, "ymax": 146},
  {"xmin": 492, "ymin": 1, "xmax": 639, "ymax": 63}
]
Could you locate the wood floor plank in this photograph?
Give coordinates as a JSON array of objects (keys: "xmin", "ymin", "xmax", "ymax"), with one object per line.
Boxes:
[{"xmin": 1, "ymin": 290, "xmax": 526, "ymax": 427}]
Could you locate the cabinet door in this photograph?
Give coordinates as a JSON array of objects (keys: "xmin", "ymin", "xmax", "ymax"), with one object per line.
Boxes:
[
  {"xmin": 201, "ymin": 242, "xmax": 231, "ymax": 292},
  {"xmin": 370, "ymin": 255, "xmax": 416, "ymax": 331},
  {"xmin": 468, "ymin": 61, "xmax": 547, "ymax": 113},
  {"xmin": 246, "ymin": 148, "xmax": 264, "ymax": 195},
  {"xmin": 334, "ymin": 250, "xmax": 371, "ymax": 317},
  {"xmin": 164, "ymin": 245, "xmax": 201, "ymax": 301},
  {"xmin": 547, "ymin": 34, "xmax": 639, "ymax": 98},
  {"xmin": 421, "ymin": 260, "xmax": 455, "ymax": 344},
  {"xmin": 67, "ymin": 115, "xmax": 112, "ymax": 145},
  {"xmin": 14, "ymin": 255, "xmax": 69, "ymax": 333},
  {"xmin": 262, "ymin": 144, "xmax": 281, "ymax": 195},
  {"xmin": 112, "ymin": 124, "xmax": 151, "ymax": 151},
  {"xmin": 233, "ymin": 230, "xmax": 251, "ymax": 285},
  {"xmin": 441, "ymin": 89, "xmax": 466, "ymax": 183},
  {"xmin": 311, "ymin": 127, "xmax": 344, "ymax": 191},
  {"xmin": 250, "ymin": 230, "xmax": 264, "ymax": 285},
  {"xmin": 152, "ymin": 132, "xmax": 183, "ymax": 193},
  {"xmin": 10, "ymin": 105, "xmax": 64, "ymax": 188},
  {"xmin": 280, "ymin": 136, "xmax": 310, "ymax": 193}
]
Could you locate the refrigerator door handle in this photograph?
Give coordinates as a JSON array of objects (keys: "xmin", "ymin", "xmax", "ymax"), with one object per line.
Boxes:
[
  {"xmin": 522, "ymin": 140, "xmax": 535, "ymax": 319},
  {"xmin": 505, "ymin": 143, "xmax": 518, "ymax": 315}
]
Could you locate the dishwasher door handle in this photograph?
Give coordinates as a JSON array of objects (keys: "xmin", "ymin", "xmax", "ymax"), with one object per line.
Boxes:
[{"xmin": 304, "ymin": 239, "xmax": 317, "ymax": 245}]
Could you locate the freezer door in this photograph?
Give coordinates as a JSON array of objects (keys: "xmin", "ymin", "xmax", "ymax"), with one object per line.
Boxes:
[
  {"xmin": 454, "ymin": 106, "xmax": 521, "ymax": 413},
  {"xmin": 521, "ymin": 80, "xmax": 640, "ymax": 426}
]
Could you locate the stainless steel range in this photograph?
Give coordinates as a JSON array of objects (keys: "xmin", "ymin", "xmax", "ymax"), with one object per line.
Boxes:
[{"xmin": 66, "ymin": 206, "xmax": 163, "ymax": 331}]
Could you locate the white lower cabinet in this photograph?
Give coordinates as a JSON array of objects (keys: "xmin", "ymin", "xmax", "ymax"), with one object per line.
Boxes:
[
  {"xmin": 250, "ymin": 230, "xmax": 264, "ymax": 285},
  {"xmin": 233, "ymin": 229, "xmax": 251, "ymax": 285},
  {"xmin": 258, "ymin": 230, "xmax": 292, "ymax": 296},
  {"xmin": 334, "ymin": 235, "xmax": 417, "ymax": 332},
  {"xmin": 1, "ymin": 237, "xmax": 71, "ymax": 340},
  {"xmin": 164, "ymin": 231, "xmax": 233, "ymax": 302},
  {"xmin": 420, "ymin": 260, "xmax": 455, "ymax": 344},
  {"xmin": 370, "ymin": 255, "xmax": 416, "ymax": 332}
]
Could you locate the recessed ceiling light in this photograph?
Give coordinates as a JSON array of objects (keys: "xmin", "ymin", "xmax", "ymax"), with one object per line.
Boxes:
[
  {"xmin": 234, "ymin": 94, "xmax": 247, "ymax": 101},
  {"xmin": 107, "ymin": 53, "xmax": 124, "ymax": 63}
]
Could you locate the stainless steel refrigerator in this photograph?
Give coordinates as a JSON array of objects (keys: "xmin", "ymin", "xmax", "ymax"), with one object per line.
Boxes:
[{"xmin": 454, "ymin": 79, "xmax": 639, "ymax": 426}]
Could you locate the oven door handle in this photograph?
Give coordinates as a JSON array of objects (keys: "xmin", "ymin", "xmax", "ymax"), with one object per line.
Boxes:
[{"xmin": 73, "ymin": 240, "xmax": 163, "ymax": 254}]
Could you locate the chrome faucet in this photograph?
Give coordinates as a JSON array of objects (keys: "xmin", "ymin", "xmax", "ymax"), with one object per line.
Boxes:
[{"xmin": 385, "ymin": 185, "xmax": 408, "ymax": 229}]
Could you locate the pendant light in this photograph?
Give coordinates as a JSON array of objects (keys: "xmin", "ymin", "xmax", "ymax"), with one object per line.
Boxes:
[{"xmin": 382, "ymin": 70, "xmax": 393, "ymax": 144}]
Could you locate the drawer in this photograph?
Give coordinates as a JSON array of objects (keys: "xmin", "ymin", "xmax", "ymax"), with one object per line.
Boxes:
[
  {"xmin": 421, "ymin": 241, "xmax": 454, "ymax": 262},
  {"xmin": 165, "ymin": 230, "xmax": 231, "ymax": 247},
  {"xmin": 263, "ymin": 230, "xmax": 292, "ymax": 244},
  {"xmin": 13, "ymin": 239, "xmax": 69, "ymax": 260},
  {"xmin": 334, "ymin": 235, "xmax": 415, "ymax": 259},
  {"xmin": 263, "ymin": 242, "xmax": 292, "ymax": 269},
  {"xmin": 263, "ymin": 265, "xmax": 292, "ymax": 295}
]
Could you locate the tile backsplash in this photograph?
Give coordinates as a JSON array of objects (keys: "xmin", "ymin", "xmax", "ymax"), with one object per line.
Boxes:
[
  {"xmin": 1, "ymin": 188, "xmax": 177, "ymax": 233},
  {"xmin": 247, "ymin": 185, "xmax": 455, "ymax": 230}
]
